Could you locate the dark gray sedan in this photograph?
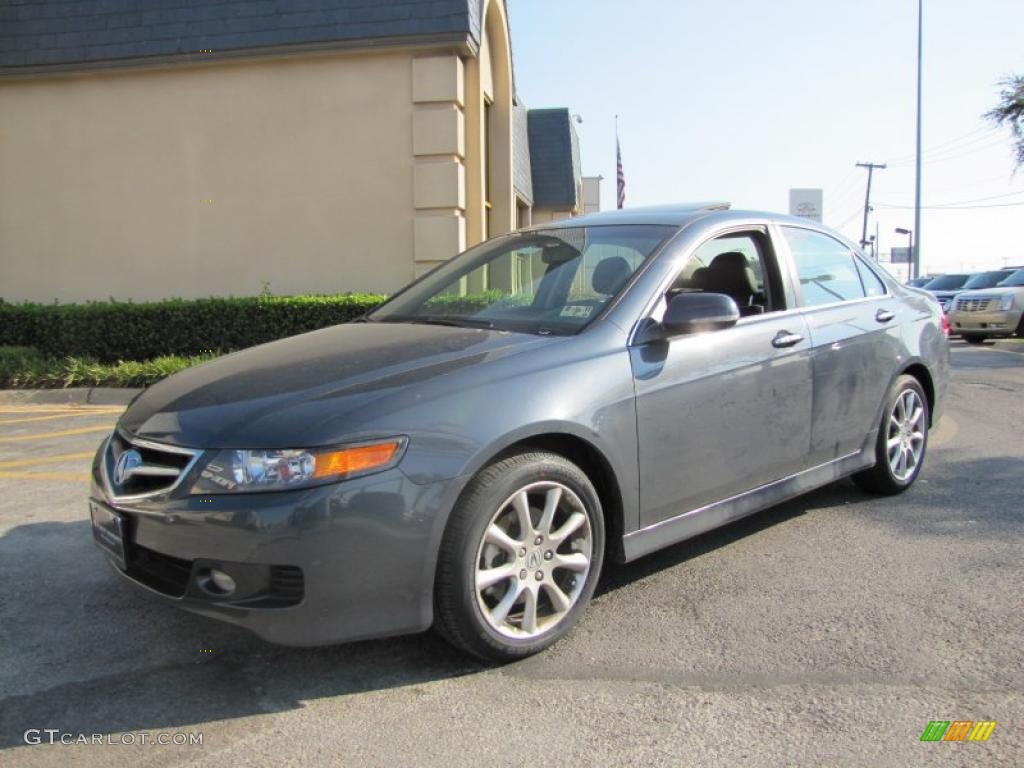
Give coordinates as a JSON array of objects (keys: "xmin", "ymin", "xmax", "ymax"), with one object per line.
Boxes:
[{"xmin": 90, "ymin": 203, "xmax": 949, "ymax": 660}]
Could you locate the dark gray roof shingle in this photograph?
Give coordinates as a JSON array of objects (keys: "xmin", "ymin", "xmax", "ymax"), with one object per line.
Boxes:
[
  {"xmin": 0, "ymin": 1, "xmax": 483, "ymax": 71},
  {"xmin": 512, "ymin": 102, "xmax": 533, "ymax": 205},
  {"xmin": 527, "ymin": 108, "xmax": 580, "ymax": 209}
]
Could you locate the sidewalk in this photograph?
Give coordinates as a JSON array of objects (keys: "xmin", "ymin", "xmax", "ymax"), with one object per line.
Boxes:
[
  {"xmin": 0, "ymin": 387, "xmax": 142, "ymax": 406},
  {"xmin": 992, "ymin": 338, "xmax": 1024, "ymax": 354}
]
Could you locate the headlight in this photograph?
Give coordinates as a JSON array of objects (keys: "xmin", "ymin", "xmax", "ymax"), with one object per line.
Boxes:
[
  {"xmin": 1000, "ymin": 294, "xmax": 1015, "ymax": 310},
  {"xmin": 191, "ymin": 437, "xmax": 407, "ymax": 494}
]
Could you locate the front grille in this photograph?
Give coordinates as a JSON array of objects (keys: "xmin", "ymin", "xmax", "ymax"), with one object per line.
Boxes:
[
  {"xmin": 129, "ymin": 544, "xmax": 193, "ymax": 597},
  {"xmin": 955, "ymin": 296, "xmax": 996, "ymax": 312},
  {"xmin": 104, "ymin": 431, "xmax": 200, "ymax": 499}
]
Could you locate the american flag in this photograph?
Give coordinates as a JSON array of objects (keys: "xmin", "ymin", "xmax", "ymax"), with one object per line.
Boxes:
[{"xmin": 616, "ymin": 134, "xmax": 625, "ymax": 209}]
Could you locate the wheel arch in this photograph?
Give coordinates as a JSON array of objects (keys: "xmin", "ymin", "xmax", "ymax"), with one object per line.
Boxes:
[
  {"xmin": 900, "ymin": 361, "xmax": 935, "ymax": 426},
  {"xmin": 462, "ymin": 430, "xmax": 628, "ymax": 564}
]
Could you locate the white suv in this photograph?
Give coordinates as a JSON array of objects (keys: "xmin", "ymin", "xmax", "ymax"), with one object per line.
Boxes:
[{"xmin": 949, "ymin": 268, "xmax": 1024, "ymax": 343}]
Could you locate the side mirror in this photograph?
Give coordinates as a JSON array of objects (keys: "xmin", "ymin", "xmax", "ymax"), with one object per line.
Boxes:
[{"xmin": 659, "ymin": 292, "xmax": 740, "ymax": 338}]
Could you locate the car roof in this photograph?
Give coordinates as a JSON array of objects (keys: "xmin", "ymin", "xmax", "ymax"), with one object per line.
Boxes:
[{"xmin": 533, "ymin": 202, "xmax": 839, "ymax": 231}]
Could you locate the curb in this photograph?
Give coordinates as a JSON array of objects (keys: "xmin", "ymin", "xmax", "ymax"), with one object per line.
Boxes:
[
  {"xmin": 0, "ymin": 387, "xmax": 142, "ymax": 406},
  {"xmin": 992, "ymin": 338, "xmax": 1024, "ymax": 354}
]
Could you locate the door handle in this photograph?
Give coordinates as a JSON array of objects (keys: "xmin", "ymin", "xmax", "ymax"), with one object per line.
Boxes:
[
  {"xmin": 771, "ymin": 330, "xmax": 804, "ymax": 348},
  {"xmin": 875, "ymin": 309, "xmax": 895, "ymax": 323}
]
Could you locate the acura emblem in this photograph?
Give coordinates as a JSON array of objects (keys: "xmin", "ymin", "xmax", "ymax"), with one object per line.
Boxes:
[{"xmin": 114, "ymin": 449, "xmax": 143, "ymax": 486}]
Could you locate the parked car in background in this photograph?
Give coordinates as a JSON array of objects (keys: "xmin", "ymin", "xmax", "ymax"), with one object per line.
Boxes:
[
  {"xmin": 959, "ymin": 269, "xmax": 1017, "ymax": 292},
  {"xmin": 922, "ymin": 273, "xmax": 972, "ymax": 312},
  {"xmin": 89, "ymin": 203, "xmax": 949, "ymax": 660},
  {"xmin": 906, "ymin": 276, "xmax": 934, "ymax": 288},
  {"xmin": 949, "ymin": 267, "xmax": 1024, "ymax": 343}
]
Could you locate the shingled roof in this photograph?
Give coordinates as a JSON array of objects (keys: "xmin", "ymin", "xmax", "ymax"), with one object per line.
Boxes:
[
  {"xmin": 527, "ymin": 108, "xmax": 581, "ymax": 210},
  {"xmin": 0, "ymin": 0, "xmax": 485, "ymax": 72}
]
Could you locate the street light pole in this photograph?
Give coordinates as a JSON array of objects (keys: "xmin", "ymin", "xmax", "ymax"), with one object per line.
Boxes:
[
  {"xmin": 912, "ymin": 0, "xmax": 923, "ymax": 279},
  {"xmin": 896, "ymin": 227, "xmax": 913, "ymax": 281}
]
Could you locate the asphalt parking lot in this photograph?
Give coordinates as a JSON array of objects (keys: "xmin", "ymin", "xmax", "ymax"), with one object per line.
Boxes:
[{"xmin": 1, "ymin": 341, "xmax": 1021, "ymax": 767}]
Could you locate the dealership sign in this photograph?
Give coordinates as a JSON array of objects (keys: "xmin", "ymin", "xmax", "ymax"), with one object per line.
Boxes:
[{"xmin": 789, "ymin": 189, "xmax": 823, "ymax": 222}]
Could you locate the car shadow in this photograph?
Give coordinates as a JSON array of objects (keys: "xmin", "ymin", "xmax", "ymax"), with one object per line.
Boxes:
[
  {"xmin": 1, "ymin": 453, "xmax": 1012, "ymax": 747},
  {"xmin": 0, "ymin": 519, "xmax": 484, "ymax": 749},
  {"xmin": 596, "ymin": 479, "xmax": 856, "ymax": 596}
]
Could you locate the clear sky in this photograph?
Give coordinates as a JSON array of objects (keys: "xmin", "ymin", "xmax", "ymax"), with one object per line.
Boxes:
[{"xmin": 509, "ymin": 0, "xmax": 1024, "ymax": 277}]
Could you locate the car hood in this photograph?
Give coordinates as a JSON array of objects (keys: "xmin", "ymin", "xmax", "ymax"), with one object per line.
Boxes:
[
  {"xmin": 120, "ymin": 322, "xmax": 555, "ymax": 448},
  {"xmin": 954, "ymin": 286, "xmax": 1021, "ymax": 297}
]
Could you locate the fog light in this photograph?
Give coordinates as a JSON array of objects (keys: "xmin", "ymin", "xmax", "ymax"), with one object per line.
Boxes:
[{"xmin": 197, "ymin": 568, "xmax": 236, "ymax": 596}]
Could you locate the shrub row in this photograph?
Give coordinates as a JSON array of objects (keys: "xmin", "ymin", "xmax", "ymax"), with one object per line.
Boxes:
[
  {"xmin": 0, "ymin": 295, "xmax": 387, "ymax": 363},
  {"xmin": 0, "ymin": 346, "xmax": 217, "ymax": 388}
]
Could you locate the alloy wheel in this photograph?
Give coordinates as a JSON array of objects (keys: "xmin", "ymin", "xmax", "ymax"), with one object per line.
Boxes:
[
  {"xmin": 474, "ymin": 481, "xmax": 593, "ymax": 639},
  {"xmin": 886, "ymin": 388, "xmax": 925, "ymax": 481}
]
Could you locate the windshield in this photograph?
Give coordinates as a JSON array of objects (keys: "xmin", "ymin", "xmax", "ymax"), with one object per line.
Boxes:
[
  {"xmin": 370, "ymin": 225, "xmax": 675, "ymax": 335},
  {"xmin": 923, "ymin": 274, "xmax": 970, "ymax": 290},
  {"xmin": 962, "ymin": 270, "xmax": 1014, "ymax": 289},
  {"xmin": 998, "ymin": 268, "xmax": 1024, "ymax": 287}
]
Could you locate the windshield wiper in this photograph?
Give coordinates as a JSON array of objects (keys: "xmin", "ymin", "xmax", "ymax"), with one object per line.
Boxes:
[{"xmin": 384, "ymin": 315, "xmax": 496, "ymax": 330}]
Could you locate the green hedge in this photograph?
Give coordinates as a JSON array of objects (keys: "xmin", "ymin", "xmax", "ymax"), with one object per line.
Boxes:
[
  {"xmin": 0, "ymin": 346, "xmax": 217, "ymax": 389},
  {"xmin": 0, "ymin": 295, "xmax": 387, "ymax": 363}
]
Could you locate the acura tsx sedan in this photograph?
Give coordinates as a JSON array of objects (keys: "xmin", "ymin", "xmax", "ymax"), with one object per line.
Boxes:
[{"xmin": 90, "ymin": 203, "xmax": 949, "ymax": 660}]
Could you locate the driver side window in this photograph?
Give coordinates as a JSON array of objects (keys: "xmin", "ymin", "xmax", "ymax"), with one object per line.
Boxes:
[{"xmin": 666, "ymin": 231, "xmax": 781, "ymax": 316}]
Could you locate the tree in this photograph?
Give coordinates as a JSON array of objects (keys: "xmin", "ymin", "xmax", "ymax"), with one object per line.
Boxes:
[{"xmin": 985, "ymin": 75, "xmax": 1024, "ymax": 170}]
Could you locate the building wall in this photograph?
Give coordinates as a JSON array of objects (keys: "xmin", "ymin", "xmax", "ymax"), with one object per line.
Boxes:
[{"xmin": 0, "ymin": 49, "xmax": 470, "ymax": 302}]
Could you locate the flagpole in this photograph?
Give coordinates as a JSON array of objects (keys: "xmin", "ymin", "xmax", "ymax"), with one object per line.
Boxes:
[{"xmin": 615, "ymin": 115, "xmax": 624, "ymax": 210}]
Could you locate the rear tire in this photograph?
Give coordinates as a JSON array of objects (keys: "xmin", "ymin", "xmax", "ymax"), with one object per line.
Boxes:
[
  {"xmin": 1015, "ymin": 315, "xmax": 1024, "ymax": 338},
  {"xmin": 434, "ymin": 451, "xmax": 605, "ymax": 662},
  {"xmin": 853, "ymin": 375, "xmax": 929, "ymax": 495},
  {"xmin": 963, "ymin": 334, "xmax": 987, "ymax": 344}
]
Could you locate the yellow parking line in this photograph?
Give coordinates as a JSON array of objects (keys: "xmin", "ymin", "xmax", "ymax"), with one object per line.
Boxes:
[
  {"xmin": 0, "ymin": 425, "xmax": 115, "ymax": 443},
  {"xmin": 0, "ymin": 411, "xmax": 124, "ymax": 425},
  {"xmin": 0, "ymin": 470, "xmax": 91, "ymax": 482},
  {"xmin": 0, "ymin": 406, "xmax": 123, "ymax": 414},
  {"xmin": 0, "ymin": 452, "xmax": 97, "ymax": 469}
]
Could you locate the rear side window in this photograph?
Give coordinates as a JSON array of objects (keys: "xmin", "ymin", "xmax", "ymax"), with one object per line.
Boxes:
[
  {"xmin": 782, "ymin": 227, "xmax": 867, "ymax": 307},
  {"xmin": 854, "ymin": 258, "xmax": 887, "ymax": 297}
]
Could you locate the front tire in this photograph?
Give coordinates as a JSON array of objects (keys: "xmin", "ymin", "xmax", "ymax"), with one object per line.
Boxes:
[
  {"xmin": 434, "ymin": 451, "xmax": 605, "ymax": 662},
  {"xmin": 853, "ymin": 375, "xmax": 929, "ymax": 495}
]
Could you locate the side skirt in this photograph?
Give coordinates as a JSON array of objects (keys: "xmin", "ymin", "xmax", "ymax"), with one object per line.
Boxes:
[{"xmin": 621, "ymin": 449, "xmax": 873, "ymax": 562}]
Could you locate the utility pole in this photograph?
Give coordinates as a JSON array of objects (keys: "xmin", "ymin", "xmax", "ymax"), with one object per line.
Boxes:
[{"xmin": 856, "ymin": 161, "xmax": 887, "ymax": 250}]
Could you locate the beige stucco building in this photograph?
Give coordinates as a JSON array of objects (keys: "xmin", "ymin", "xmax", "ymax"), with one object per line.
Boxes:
[{"xmin": 0, "ymin": 0, "xmax": 584, "ymax": 302}]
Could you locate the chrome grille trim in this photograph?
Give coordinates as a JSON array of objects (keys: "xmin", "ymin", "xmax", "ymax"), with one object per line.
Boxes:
[
  {"xmin": 101, "ymin": 429, "xmax": 203, "ymax": 503},
  {"xmin": 954, "ymin": 296, "xmax": 996, "ymax": 312}
]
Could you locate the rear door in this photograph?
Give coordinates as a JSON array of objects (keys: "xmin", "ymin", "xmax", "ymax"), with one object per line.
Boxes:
[
  {"xmin": 777, "ymin": 226, "xmax": 902, "ymax": 464},
  {"xmin": 631, "ymin": 228, "xmax": 813, "ymax": 527}
]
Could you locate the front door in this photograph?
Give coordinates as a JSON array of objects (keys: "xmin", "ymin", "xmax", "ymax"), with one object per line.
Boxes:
[{"xmin": 631, "ymin": 230, "xmax": 813, "ymax": 527}]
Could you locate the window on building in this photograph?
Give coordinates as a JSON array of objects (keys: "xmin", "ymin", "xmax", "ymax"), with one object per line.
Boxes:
[{"xmin": 484, "ymin": 97, "xmax": 493, "ymax": 239}]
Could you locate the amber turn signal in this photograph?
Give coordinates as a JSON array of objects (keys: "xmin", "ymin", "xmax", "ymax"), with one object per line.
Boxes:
[{"xmin": 312, "ymin": 440, "xmax": 404, "ymax": 479}]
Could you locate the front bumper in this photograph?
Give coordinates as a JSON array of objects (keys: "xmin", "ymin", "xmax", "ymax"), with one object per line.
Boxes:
[
  {"xmin": 949, "ymin": 307, "xmax": 1023, "ymax": 337},
  {"xmin": 90, "ymin": 454, "xmax": 465, "ymax": 646}
]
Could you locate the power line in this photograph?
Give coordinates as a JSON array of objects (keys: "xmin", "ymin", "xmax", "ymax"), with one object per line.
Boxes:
[
  {"xmin": 889, "ymin": 135, "xmax": 1009, "ymax": 167},
  {"xmin": 829, "ymin": 206, "xmax": 864, "ymax": 230},
  {"xmin": 888, "ymin": 126, "xmax": 999, "ymax": 164},
  {"xmin": 877, "ymin": 200, "xmax": 1024, "ymax": 210},
  {"xmin": 879, "ymin": 190, "xmax": 1024, "ymax": 208}
]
